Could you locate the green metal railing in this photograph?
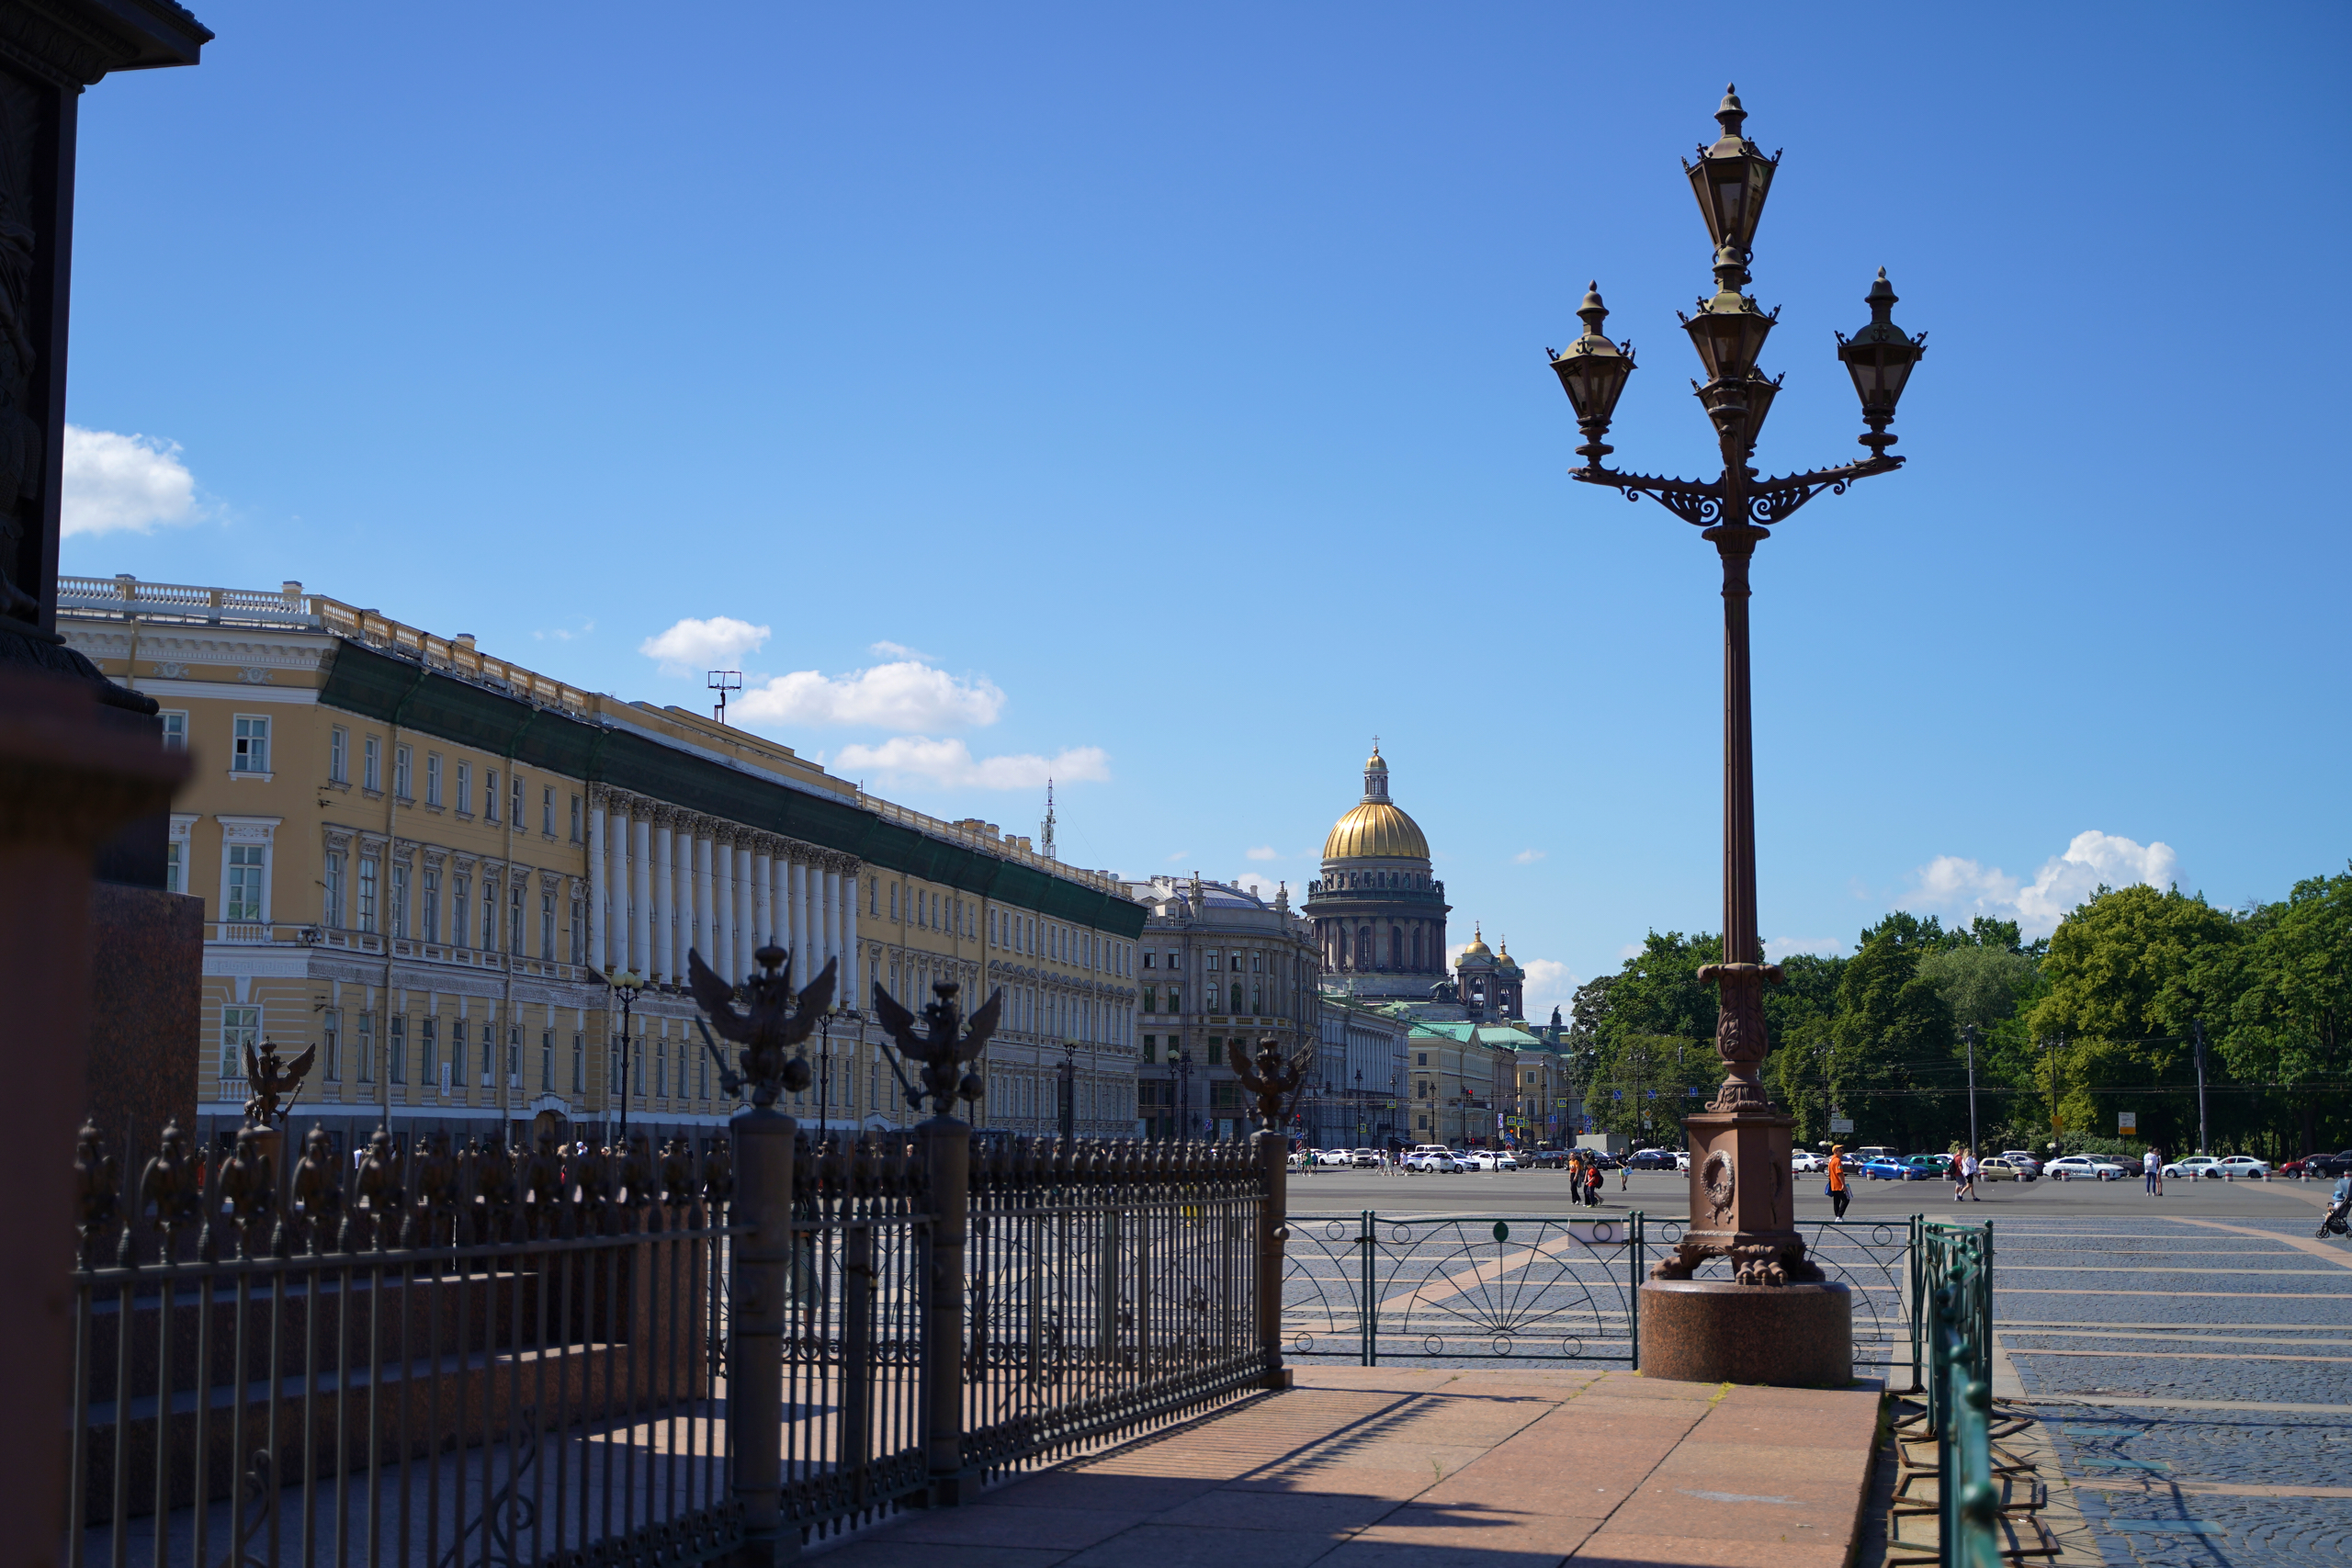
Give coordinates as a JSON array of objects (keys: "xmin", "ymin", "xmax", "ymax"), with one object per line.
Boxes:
[{"xmin": 1917, "ymin": 1218, "xmax": 1999, "ymax": 1568}]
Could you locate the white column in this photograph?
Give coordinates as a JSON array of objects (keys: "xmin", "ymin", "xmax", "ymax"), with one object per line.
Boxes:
[
  {"xmin": 694, "ymin": 829, "xmax": 716, "ymax": 977},
  {"xmin": 843, "ymin": 868, "xmax": 860, "ymax": 1005},
  {"xmin": 818, "ymin": 864, "xmax": 837, "ymax": 982},
  {"xmin": 586, "ymin": 795, "xmax": 607, "ymax": 971},
  {"xmin": 790, "ymin": 860, "xmax": 810, "ymax": 972},
  {"xmin": 753, "ymin": 843, "xmax": 774, "ymax": 953},
  {"xmin": 674, "ymin": 819, "xmax": 696, "ymax": 973},
  {"xmin": 771, "ymin": 854, "xmax": 791, "ymax": 957},
  {"xmin": 628, "ymin": 809, "xmax": 651, "ymax": 979},
  {"xmin": 651, "ymin": 813, "xmax": 675, "ymax": 982},
  {"xmin": 735, "ymin": 842, "xmax": 756, "ymax": 972}
]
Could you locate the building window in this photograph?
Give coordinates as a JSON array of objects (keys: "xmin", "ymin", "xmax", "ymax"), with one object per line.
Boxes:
[
  {"xmin": 1418, "ymin": 1052, "xmax": 1429, "ymax": 1066},
  {"xmin": 485, "ymin": 770, "xmax": 500, "ymax": 822},
  {"xmin": 165, "ymin": 840, "xmax": 183, "ymax": 895},
  {"xmin": 322, "ymin": 1009, "xmax": 340, "ymax": 1081},
  {"xmin": 423, "ymin": 870, "xmax": 440, "ymax": 942},
  {"xmin": 510, "ymin": 885, "xmax": 526, "ymax": 954},
  {"xmin": 161, "ymin": 711, "xmax": 187, "ymax": 751},
  {"xmin": 356, "ymin": 856, "xmax": 378, "ymax": 932},
  {"xmin": 426, "ymin": 753, "xmax": 443, "ymax": 807},
  {"xmin": 218, "ymin": 1005, "xmax": 258, "ymax": 1080},
  {"xmin": 1142, "ymin": 949, "xmax": 1154, "ymax": 969},
  {"xmin": 328, "ymin": 726, "xmax": 347, "ymax": 782},
  {"xmin": 394, "ymin": 745, "xmax": 413, "ymax": 800},
  {"xmin": 870, "ymin": 877, "xmax": 879, "ymax": 918},
  {"xmin": 541, "ymin": 1030, "xmax": 554, "ymax": 1089},
  {"xmin": 571, "ymin": 1032, "xmax": 584, "ymax": 1092},
  {"xmin": 322, "ymin": 852, "xmax": 344, "ymax": 928},
  {"xmin": 451, "ymin": 874, "xmax": 470, "ymax": 947},
  {"xmin": 541, "ymin": 890, "xmax": 554, "ymax": 958},
  {"xmin": 513, "ymin": 773, "xmax": 525, "ymax": 828},
  {"xmin": 450, "ymin": 1022, "xmax": 467, "ymax": 1084},
  {"xmin": 456, "ymin": 762, "xmax": 472, "ymax": 817},
  {"xmin": 390, "ymin": 863, "xmax": 410, "ymax": 938},
  {"xmin": 541, "ymin": 785, "xmax": 554, "ymax": 837},
  {"xmin": 1230, "ymin": 981, "xmax": 1244, "ymax": 1014},
  {"xmin": 1142, "ymin": 986, "xmax": 1156, "ymax": 1014},
  {"xmin": 356, "ymin": 1010, "xmax": 374, "ymax": 1081},
  {"xmin": 1205, "ymin": 951, "xmax": 1219, "ymax": 972},
  {"xmin": 420, "ymin": 1016, "xmax": 436, "ymax": 1086},
  {"xmin": 570, "ymin": 794, "xmax": 582, "ymax": 843},
  {"xmin": 232, "ymin": 715, "xmax": 270, "ymax": 774},
  {"xmin": 363, "ymin": 735, "xmax": 381, "ymax": 792},
  {"xmin": 224, "ymin": 844, "xmax": 266, "ymax": 922},
  {"xmin": 1167, "ymin": 986, "xmax": 1181, "ymax": 1015},
  {"xmin": 571, "ymin": 898, "xmax": 585, "ymax": 963},
  {"xmin": 890, "ymin": 883, "xmax": 899, "ymax": 920},
  {"xmin": 482, "ymin": 880, "xmax": 498, "ymax": 951}
]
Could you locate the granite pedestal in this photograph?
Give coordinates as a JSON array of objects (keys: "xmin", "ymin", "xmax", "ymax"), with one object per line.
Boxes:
[{"xmin": 1638, "ymin": 1278, "xmax": 1854, "ymax": 1386}]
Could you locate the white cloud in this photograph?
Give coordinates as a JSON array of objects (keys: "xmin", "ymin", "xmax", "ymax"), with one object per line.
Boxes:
[
  {"xmin": 62, "ymin": 426, "xmax": 198, "ymax": 536},
  {"xmin": 1233, "ymin": 872, "xmax": 1287, "ymax": 901},
  {"xmin": 1512, "ymin": 849, "xmax": 1546, "ymax": 864},
  {"xmin": 831, "ymin": 736, "xmax": 1108, "ymax": 791},
  {"xmin": 535, "ymin": 619, "xmax": 594, "ymax": 643},
  {"xmin": 1521, "ymin": 957, "xmax": 1579, "ymax": 1022},
  {"xmin": 1246, "ymin": 845, "xmax": 1280, "ymax": 862},
  {"xmin": 1766, "ymin": 935, "xmax": 1846, "ymax": 961},
  {"xmin": 1617, "ymin": 942, "xmax": 1645, "ymax": 961},
  {"xmin": 639, "ymin": 615, "xmax": 770, "ymax": 675},
  {"xmin": 1902, "ymin": 829, "xmax": 2182, "ymax": 939},
  {"xmin": 869, "ymin": 639, "xmax": 937, "ymax": 662},
  {"xmin": 1165, "ymin": 850, "xmax": 1192, "ymax": 863},
  {"xmin": 736, "ymin": 660, "xmax": 1004, "ymax": 731}
]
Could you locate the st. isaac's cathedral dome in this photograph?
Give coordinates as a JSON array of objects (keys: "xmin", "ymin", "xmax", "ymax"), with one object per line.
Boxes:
[{"xmin": 1301, "ymin": 745, "xmax": 1451, "ymax": 1000}]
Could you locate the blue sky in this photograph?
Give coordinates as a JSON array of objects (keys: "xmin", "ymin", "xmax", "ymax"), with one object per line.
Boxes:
[{"xmin": 62, "ymin": 4, "xmax": 2346, "ymax": 1018}]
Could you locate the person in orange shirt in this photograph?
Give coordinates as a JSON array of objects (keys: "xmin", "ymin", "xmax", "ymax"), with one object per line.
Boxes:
[{"xmin": 1827, "ymin": 1145, "xmax": 1849, "ymax": 1220}]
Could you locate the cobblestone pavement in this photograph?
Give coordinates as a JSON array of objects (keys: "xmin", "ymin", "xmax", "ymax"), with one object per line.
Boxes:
[{"xmin": 1996, "ymin": 1210, "xmax": 2352, "ymax": 1568}]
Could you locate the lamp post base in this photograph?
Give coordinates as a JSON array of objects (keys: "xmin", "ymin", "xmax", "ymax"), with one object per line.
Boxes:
[{"xmin": 1638, "ymin": 1280, "xmax": 1853, "ymax": 1387}]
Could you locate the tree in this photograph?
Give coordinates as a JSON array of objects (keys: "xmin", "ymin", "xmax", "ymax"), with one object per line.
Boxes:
[
  {"xmin": 2220, "ymin": 865, "xmax": 2351, "ymax": 1156},
  {"xmin": 2028, "ymin": 884, "xmax": 2241, "ymax": 1150},
  {"xmin": 1765, "ymin": 952, "xmax": 1846, "ymax": 1144},
  {"xmin": 1829, "ymin": 912, "xmax": 1960, "ymax": 1152}
]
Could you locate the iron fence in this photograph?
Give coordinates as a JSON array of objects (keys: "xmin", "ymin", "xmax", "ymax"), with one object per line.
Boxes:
[
  {"xmin": 1283, "ymin": 1211, "xmax": 1926, "ymax": 1384},
  {"xmin": 963, "ymin": 1138, "xmax": 1275, "ymax": 1478},
  {"xmin": 65, "ymin": 1120, "xmax": 737, "ymax": 1568},
  {"xmin": 1917, "ymin": 1219, "xmax": 1999, "ymax": 1568}
]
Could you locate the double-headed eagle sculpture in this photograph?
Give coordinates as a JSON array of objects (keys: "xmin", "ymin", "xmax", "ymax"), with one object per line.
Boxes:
[
  {"xmin": 688, "ymin": 944, "xmax": 831, "ymax": 1106},
  {"xmin": 1228, "ymin": 1036, "xmax": 1311, "ymax": 1129},
  {"xmin": 872, "ymin": 978, "xmax": 1000, "ymax": 1115},
  {"xmin": 242, "ymin": 1037, "xmax": 315, "ymax": 1128}
]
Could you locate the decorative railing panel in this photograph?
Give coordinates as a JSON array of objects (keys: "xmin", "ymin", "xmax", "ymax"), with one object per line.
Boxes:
[
  {"xmin": 962, "ymin": 1138, "xmax": 1272, "ymax": 1474},
  {"xmin": 64, "ymin": 1122, "xmax": 739, "ymax": 1568},
  {"xmin": 779, "ymin": 1134, "xmax": 933, "ymax": 1541}
]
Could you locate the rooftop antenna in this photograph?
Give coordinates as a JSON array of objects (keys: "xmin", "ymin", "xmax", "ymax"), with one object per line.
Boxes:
[
  {"xmin": 707, "ymin": 669, "xmax": 741, "ymax": 725},
  {"xmin": 1039, "ymin": 778, "xmax": 1057, "ymax": 861}
]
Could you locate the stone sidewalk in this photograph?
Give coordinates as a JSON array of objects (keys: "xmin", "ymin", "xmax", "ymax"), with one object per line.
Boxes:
[{"xmin": 809, "ymin": 1366, "xmax": 1886, "ymax": 1568}]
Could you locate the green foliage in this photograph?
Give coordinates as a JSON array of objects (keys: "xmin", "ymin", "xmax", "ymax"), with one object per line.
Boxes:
[{"xmin": 2219, "ymin": 866, "xmax": 2351, "ymax": 1150}]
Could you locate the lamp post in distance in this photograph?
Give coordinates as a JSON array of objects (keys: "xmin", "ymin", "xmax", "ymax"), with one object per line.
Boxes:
[{"xmin": 605, "ymin": 965, "xmax": 644, "ymax": 1142}]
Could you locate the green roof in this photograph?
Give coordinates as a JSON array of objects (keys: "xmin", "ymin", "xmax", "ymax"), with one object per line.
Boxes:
[{"xmin": 318, "ymin": 639, "xmax": 1146, "ymax": 937}]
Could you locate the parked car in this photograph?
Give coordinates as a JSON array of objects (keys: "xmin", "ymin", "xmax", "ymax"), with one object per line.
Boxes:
[
  {"xmin": 1627, "ymin": 1148, "xmax": 1678, "ymax": 1171},
  {"xmin": 2213, "ymin": 1155, "xmax": 2270, "ymax": 1179},
  {"xmin": 1351, "ymin": 1148, "xmax": 1383, "ymax": 1168},
  {"xmin": 1791, "ymin": 1150, "xmax": 1825, "ymax": 1173},
  {"xmin": 1976, "ymin": 1156, "xmax": 2037, "ymax": 1183},
  {"xmin": 1862, "ymin": 1155, "xmax": 1929, "ymax": 1181},
  {"xmin": 1998, "ymin": 1151, "xmax": 2044, "ymax": 1177},
  {"xmin": 1524, "ymin": 1147, "xmax": 1569, "ymax": 1169},
  {"xmin": 2046, "ymin": 1155, "xmax": 2128, "ymax": 1181},
  {"xmin": 1460, "ymin": 1150, "xmax": 1505, "ymax": 1171},
  {"xmin": 2303, "ymin": 1149, "xmax": 2352, "ymax": 1178},
  {"xmin": 2161, "ymin": 1155, "xmax": 2219, "ymax": 1179},
  {"xmin": 1403, "ymin": 1150, "xmax": 1462, "ymax": 1173},
  {"xmin": 1907, "ymin": 1154, "xmax": 1955, "ymax": 1179}
]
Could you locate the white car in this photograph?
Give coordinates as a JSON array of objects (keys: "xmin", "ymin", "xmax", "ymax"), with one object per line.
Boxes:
[
  {"xmin": 1674, "ymin": 1150, "xmax": 1692, "ymax": 1172},
  {"xmin": 2046, "ymin": 1155, "xmax": 2128, "ymax": 1181},
  {"xmin": 1316, "ymin": 1148, "xmax": 1354, "ymax": 1167},
  {"xmin": 1791, "ymin": 1150, "xmax": 1825, "ymax": 1173},
  {"xmin": 2214, "ymin": 1155, "xmax": 2270, "ymax": 1179},
  {"xmin": 1404, "ymin": 1151, "xmax": 1462, "ymax": 1174},
  {"xmin": 1459, "ymin": 1150, "xmax": 1499, "ymax": 1171},
  {"xmin": 2162, "ymin": 1155, "xmax": 2219, "ymax": 1179}
]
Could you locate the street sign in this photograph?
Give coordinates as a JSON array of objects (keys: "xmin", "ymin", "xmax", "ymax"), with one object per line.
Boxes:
[
  {"xmin": 1829, "ymin": 1116, "xmax": 1854, "ymax": 1134},
  {"xmin": 2118, "ymin": 1111, "xmax": 2137, "ymax": 1134}
]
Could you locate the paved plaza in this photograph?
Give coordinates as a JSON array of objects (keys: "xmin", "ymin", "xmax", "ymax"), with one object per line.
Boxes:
[{"xmin": 809, "ymin": 1366, "xmax": 1884, "ymax": 1568}]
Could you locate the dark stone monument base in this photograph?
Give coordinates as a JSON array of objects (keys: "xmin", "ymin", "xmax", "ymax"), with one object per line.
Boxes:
[
  {"xmin": 1638, "ymin": 1280, "xmax": 1852, "ymax": 1386},
  {"xmin": 86, "ymin": 884, "xmax": 202, "ymax": 1145}
]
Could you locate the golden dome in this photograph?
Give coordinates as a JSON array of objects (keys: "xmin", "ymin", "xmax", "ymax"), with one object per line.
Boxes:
[
  {"xmin": 1460, "ymin": 923, "xmax": 1493, "ymax": 960},
  {"xmin": 1322, "ymin": 801, "xmax": 1430, "ymax": 862}
]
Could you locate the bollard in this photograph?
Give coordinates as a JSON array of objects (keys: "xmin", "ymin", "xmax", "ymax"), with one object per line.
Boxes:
[
  {"xmin": 1257, "ymin": 1129, "xmax": 1292, "ymax": 1390},
  {"xmin": 729, "ymin": 1104, "xmax": 797, "ymax": 1566},
  {"xmin": 918, "ymin": 1115, "xmax": 976, "ymax": 1505}
]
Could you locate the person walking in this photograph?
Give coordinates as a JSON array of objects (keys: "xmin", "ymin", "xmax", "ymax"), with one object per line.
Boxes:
[
  {"xmin": 1828, "ymin": 1144, "xmax": 1850, "ymax": 1220},
  {"xmin": 1585, "ymin": 1156, "xmax": 1604, "ymax": 1209},
  {"xmin": 2143, "ymin": 1146, "xmax": 2161, "ymax": 1196},
  {"xmin": 1961, "ymin": 1146, "xmax": 1981, "ymax": 1201}
]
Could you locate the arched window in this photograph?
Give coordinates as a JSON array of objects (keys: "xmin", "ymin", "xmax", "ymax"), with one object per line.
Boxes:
[
  {"xmin": 1230, "ymin": 981, "xmax": 1244, "ymax": 1013},
  {"xmin": 1338, "ymin": 927, "xmax": 1350, "ymax": 964},
  {"xmin": 1391, "ymin": 926, "xmax": 1404, "ymax": 967},
  {"xmin": 1358, "ymin": 926, "xmax": 1373, "ymax": 968}
]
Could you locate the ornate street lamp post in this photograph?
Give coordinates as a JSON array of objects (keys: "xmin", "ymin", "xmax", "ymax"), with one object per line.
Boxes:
[{"xmin": 1549, "ymin": 88, "xmax": 1923, "ymax": 1374}]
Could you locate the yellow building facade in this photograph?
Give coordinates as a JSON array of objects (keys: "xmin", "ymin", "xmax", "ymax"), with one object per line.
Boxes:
[{"xmin": 61, "ymin": 575, "xmax": 1147, "ymax": 1156}]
